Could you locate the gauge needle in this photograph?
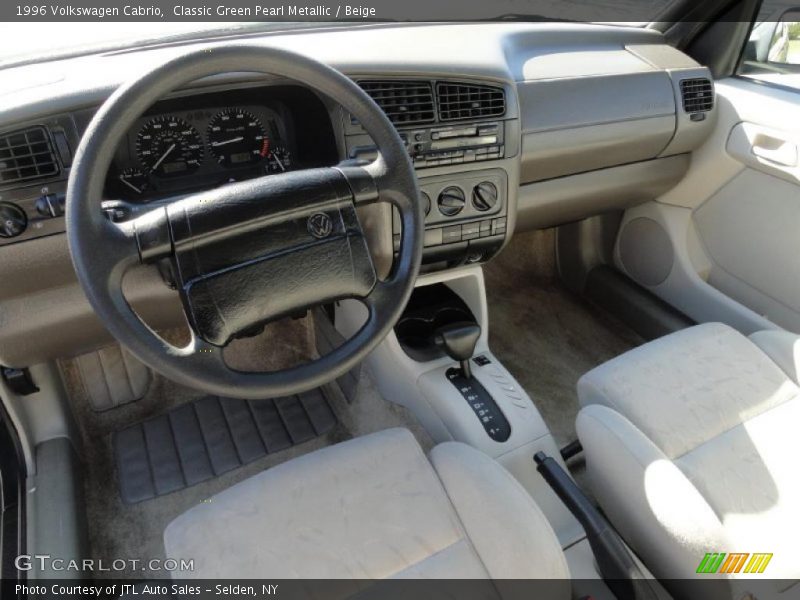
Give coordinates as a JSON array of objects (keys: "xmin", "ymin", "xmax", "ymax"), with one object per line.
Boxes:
[
  {"xmin": 118, "ymin": 175, "xmax": 142, "ymax": 194},
  {"xmin": 272, "ymin": 153, "xmax": 286, "ymax": 172},
  {"xmin": 211, "ymin": 136, "xmax": 244, "ymax": 147},
  {"xmin": 151, "ymin": 143, "xmax": 176, "ymax": 171}
]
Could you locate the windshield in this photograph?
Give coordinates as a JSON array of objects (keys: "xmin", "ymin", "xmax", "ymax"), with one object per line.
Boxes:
[
  {"xmin": 0, "ymin": 0, "xmax": 676, "ymax": 69},
  {"xmin": 0, "ymin": 22, "xmax": 339, "ymax": 69}
]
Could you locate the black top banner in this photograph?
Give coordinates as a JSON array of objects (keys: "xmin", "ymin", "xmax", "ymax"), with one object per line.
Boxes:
[
  {"xmin": 0, "ymin": 0, "xmax": 677, "ymax": 23},
  {"xmin": 1, "ymin": 0, "xmax": 795, "ymax": 24}
]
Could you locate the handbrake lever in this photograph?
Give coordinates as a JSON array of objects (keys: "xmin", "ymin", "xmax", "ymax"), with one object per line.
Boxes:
[{"xmin": 534, "ymin": 452, "xmax": 660, "ymax": 600}]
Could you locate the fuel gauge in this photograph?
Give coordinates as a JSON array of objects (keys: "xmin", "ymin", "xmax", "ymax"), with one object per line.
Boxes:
[{"xmin": 266, "ymin": 147, "xmax": 293, "ymax": 173}]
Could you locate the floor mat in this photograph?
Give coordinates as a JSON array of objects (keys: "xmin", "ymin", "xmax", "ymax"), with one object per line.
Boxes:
[
  {"xmin": 114, "ymin": 388, "xmax": 336, "ymax": 504},
  {"xmin": 484, "ymin": 229, "xmax": 644, "ymax": 448},
  {"xmin": 62, "ymin": 312, "xmax": 434, "ymax": 578}
]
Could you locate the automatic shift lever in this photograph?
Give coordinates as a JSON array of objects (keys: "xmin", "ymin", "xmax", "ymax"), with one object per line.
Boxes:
[
  {"xmin": 434, "ymin": 322, "xmax": 481, "ymax": 378},
  {"xmin": 434, "ymin": 321, "xmax": 510, "ymax": 443}
]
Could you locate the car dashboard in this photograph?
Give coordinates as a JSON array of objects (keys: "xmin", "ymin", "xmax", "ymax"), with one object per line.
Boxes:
[{"xmin": 0, "ymin": 22, "xmax": 719, "ymax": 367}]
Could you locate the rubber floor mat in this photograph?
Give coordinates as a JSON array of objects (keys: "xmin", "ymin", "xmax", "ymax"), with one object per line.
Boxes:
[{"xmin": 113, "ymin": 388, "xmax": 337, "ymax": 504}]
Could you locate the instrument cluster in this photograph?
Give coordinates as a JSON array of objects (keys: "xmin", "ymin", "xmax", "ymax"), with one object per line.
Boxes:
[{"xmin": 109, "ymin": 103, "xmax": 297, "ymax": 201}]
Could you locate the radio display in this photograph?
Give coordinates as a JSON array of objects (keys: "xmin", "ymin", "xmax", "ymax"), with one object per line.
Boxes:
[{"xmin": 431, "ymin": 135, "xmax": 498, "ymax": 151}]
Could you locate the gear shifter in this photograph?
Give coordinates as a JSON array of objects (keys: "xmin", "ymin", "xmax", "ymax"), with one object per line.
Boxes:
[
  {"xmin": 434, "ymin": 321, "xmax": 510, "ymax": 442},
  {"xmin": 434, "ymin": 322, "xmax": 481, "ymax": 378}
]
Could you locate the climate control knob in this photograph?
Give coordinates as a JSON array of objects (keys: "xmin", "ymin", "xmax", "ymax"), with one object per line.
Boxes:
[
  {"xmin": 0, "ymin": 203, "xmax": 27, "ymax": 238},
  {"xmin": 472, "ymin": 181, "xmax": 499, "ymax": 212},
  {"xmin": 438, "ymin": 186, "xmax": 465, "ymax": 217},
  {"xmin": 420, "ymin": 191, "xmax": 431, "ymax": 217}
]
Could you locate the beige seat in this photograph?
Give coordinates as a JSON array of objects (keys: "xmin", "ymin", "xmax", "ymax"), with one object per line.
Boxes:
[
  {"xmin": 165, "ymin": 428, "xmax": 569, "ymax": 586},
  {"xmin": 576, "ymin": 323, "xmax": 800, "ymax": 599}
]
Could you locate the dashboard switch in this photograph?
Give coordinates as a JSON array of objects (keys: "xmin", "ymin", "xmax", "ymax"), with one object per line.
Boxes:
[
  {"xmin": 423, "ymin": 228, "xmax": 443, "ymax": 247},
  {"xmin": 35, "ymin": 193, "xmax": 65, "ymax": 218},
  {"xmin": 461, "ymin": 223, "xmax": 480, "ymax": 240},
  {"xmin": 442, "ymin": 225, "xmax": 462, "ymax": 244},
  {"xmin": 491, "ymin": 217, "xmax": 507, "ymax": 236}
]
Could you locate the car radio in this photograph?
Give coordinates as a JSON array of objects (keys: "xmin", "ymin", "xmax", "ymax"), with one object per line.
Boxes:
[
  {"xmin": 401, "ymin": 121, "xmax": 504, "ymax": 169},
  {"xmin": 350, "ymin": 121, "xmax": 505, "ymax": 169}
]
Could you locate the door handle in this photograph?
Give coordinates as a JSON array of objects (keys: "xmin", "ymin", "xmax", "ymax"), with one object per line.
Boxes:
[{"xmin": 752, "ymin": 136, "xmax": 798, "ymax": 167}]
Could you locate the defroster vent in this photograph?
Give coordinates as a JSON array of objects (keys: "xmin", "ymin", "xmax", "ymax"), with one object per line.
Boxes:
[
  {"xmin": 680, "ymin": 78, "xmax": 714, "ymax": 114},
  {"xmin": 0, "ymin": 126, "xmax": 59, "ymax": 185},
  {"xmin": 359, "ymin": 80, "xmax": 435, "ymax": 126},
  {"xmin": 437, "ymin": 82, "xmax": 506, "ymax": 121}
]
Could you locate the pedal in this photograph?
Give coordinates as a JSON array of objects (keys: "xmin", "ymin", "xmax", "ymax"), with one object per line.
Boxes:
[{"xmin": 75, "ymin": 344, "xmax": 151, "ymax": 412}]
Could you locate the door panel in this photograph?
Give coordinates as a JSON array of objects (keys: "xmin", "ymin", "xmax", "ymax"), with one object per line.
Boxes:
[
  {"xmin": 614, "ymin": 77, "xmax": 800, "ymax": 333},
  {"xmin": 694, "ymin": 168, "xmax": 800, "ymax": 327}
]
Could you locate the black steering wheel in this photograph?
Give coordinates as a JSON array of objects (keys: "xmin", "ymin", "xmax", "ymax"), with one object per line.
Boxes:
[{"xmin": 66, "ymin": 45, "xmax": 423, "ymax": 400}]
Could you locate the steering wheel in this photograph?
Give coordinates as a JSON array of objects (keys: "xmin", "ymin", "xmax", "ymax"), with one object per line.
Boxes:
[{"xmin": 66, "ymin": 45, "xmax": 423, "ymax": 400}]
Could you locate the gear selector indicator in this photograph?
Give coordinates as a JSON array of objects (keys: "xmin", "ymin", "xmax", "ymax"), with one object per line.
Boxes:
[{"xmin": 446, "ymin": 367, "xmax": 511, "ymax": 442}]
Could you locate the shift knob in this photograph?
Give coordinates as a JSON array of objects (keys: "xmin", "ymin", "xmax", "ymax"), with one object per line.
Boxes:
[{"xmin": 434, "ymin": 322, "xmax": 481, "ymax": 378}]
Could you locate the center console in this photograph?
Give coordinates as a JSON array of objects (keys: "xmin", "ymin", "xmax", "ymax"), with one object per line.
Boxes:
[
  {"xmin": 342, "ymin": 78, "xmax": 518, "ymax": 270},
  {"xmin": 336, "ymin": 83, "xmax": 540, "ymax": 491},
  {"xmin": 334, "ymin": 266, "xmax": 584, "ymax": 549},
  {"xmin": 395, "ymin": 169, "xmax": 508, "ymax": 266}
]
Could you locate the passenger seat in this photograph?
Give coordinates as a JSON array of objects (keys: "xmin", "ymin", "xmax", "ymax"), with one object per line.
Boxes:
[{"xmin": 576, "ymin": 323, "xmax": 800, "ymax": 599}]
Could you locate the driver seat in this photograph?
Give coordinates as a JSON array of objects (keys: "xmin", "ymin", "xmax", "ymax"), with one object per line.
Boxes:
[{"xmin": 164, "ymin": 428, "xmax": 570, "ymax": 583}]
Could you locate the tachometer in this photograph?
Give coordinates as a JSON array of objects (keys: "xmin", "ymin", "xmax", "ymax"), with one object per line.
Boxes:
[
  {"xmin": 136, "ymin": 116, "xmax": 204, "ymax": 176},
  {"xmin": 207, "ymin": 109, "xmax": 268, "ymax": 168}
]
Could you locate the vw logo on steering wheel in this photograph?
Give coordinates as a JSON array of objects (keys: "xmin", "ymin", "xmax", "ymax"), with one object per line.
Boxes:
[{"xmin": 307, "ymin": 212, "xmax": 333, "ymax": 239}]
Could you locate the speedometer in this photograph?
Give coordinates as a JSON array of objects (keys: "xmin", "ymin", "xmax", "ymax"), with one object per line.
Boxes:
[
  {"xmin": 136, "ymin": 116, "xmax": 204, "ymax": 176},
  {"xmin": 207, "ymin": 109, "xmax": 268, "ymax": 168}
]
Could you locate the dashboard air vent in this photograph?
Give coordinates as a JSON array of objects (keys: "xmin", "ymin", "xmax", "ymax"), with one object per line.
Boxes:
[
  {"xmin": 437, "ymin": 82, "xmax": 506, "ymax": 121},
  {"xmin": 358, "ymin": 80, "xmax": 435, "ymax": 126},
  {"xmin": 680, "ymin": 78, "xmax": 714, "ymax": 114},
  {"xmin": 0, "ymin": 126, "xmax": 59, "ymax": 185}
]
